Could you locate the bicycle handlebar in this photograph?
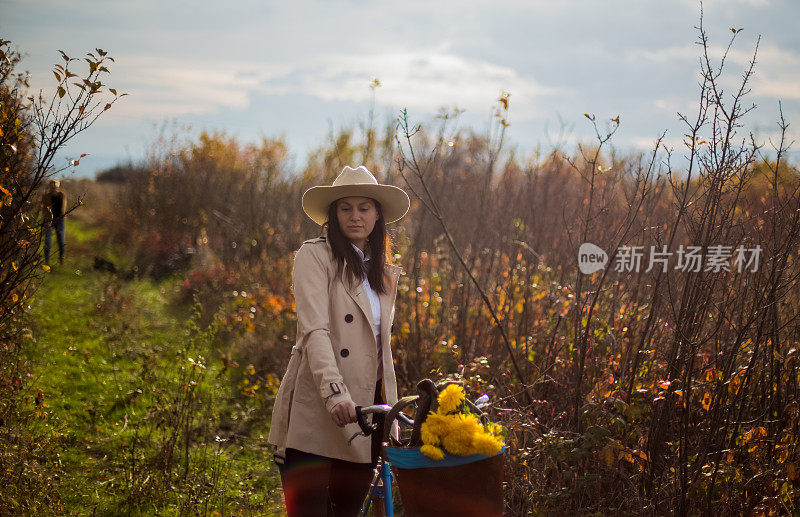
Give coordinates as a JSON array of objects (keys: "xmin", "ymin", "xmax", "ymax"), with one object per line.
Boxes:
[
  {"xmin": 358, "ymin": 404, "xmax": 394, "ymax": 415},
  {"xmin": 354, "ymin": 385, "xmax": 490, "ymax": 439},
  {"xmin": 355, "ymin": 405, "xmax": 414, "ymax": 435}
]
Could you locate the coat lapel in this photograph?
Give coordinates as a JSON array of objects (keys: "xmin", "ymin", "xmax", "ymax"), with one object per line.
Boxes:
[
  {"xmin": 345, "ymin": 264, "xmax": 402, "ymax": 342},
  {"xmin": 344, "ymin": 268, "xmax": 378, "ymax": 338},
  {"xmin": 379, "ymin": 265, "xmax": 402, "ymax": 332}
]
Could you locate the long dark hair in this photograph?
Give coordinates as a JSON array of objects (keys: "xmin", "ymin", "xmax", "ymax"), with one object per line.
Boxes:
[{"xmin": 324, "ymin": 198, "xmax": 392, "ymax": 294}]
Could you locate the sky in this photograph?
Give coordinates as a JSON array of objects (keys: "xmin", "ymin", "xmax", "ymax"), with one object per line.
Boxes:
[{"xmin": 3, "ymin": 0, "xmax": 799, "ymax": 178}]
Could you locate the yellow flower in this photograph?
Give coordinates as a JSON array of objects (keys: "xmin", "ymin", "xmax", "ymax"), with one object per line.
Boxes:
[
  {"xmin": 437, "ymin": 384, "xmax": 465, "ymax": 414},
  {"xmin": 420, "ymin": 424, "xmax": 440, "ymax": 446},
  {"xmin": 453, "ymin": 413, "xmax": 483, "ymax": 435},
  {"xmin": 442, "ymin": 428, "xmax": 474, "ymax": 456},
  {"xmin": 438, "ymin": 414, "xmax": 475, "ymax": 455},
  {"xmin": 419, "ymin": 384, "xmax": 505, "ymax": 459},
  {"xmin": 473, "ymin": 433, "xmax": 503, "ymax": 457},
  {"xmin": 487, "ymin": 422, "xmax": 505, "ymax": 437},
  {"xmin": 423, "ymin": 412, "xmax": 452, "ymax": 436},
  {"xmin": 421, "ymin": 444, "xmax": 445, "ymax": 461}
]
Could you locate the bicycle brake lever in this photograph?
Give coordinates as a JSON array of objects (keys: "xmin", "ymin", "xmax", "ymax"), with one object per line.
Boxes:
[{"xmin": 354, "ymin": 406, "xmax": 377, "ymax": 436}]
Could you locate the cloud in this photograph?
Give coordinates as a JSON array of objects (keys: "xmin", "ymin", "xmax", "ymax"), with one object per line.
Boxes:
[
  {"xmin": 23, "ymin": 53, "xmax": 295, "ymax": 120},
  {"xmin": 623, "ymin": 41, "xmax": 800, "ymax": 102},
  {"xmin": 623, "ymin": 40, "xmax": 796, "ymax": 65},
  {"xmin": 631, "ymin": 135, "xmax": 692, "ymax": 151},
  {"xmin": 99, "ymin": 55, "xmax": 294, "ymax": 119},
  {"xmin": 677, "ymin": 0, "xmax": 772, "ymax": 6},
  {"xmin": 624, "ymin": 45, "xmax": 698, "ymax": 64},
  {"xmin": 652, "ymin": 97, "xmax": 698, "ymax": 115},
  {"xmin": 258, "ymin": 50, "xmax": 554, "ymax": 120},
  {"xmin": 32, "ymin": 49, "xmax": 554, "ymax": 123},
  {"xmin": 753, "ymin": 77, "xmax": 800, "ymax": 100}
]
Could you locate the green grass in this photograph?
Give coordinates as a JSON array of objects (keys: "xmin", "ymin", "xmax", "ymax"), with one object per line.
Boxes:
[{"xmin": 26, "ymin": 218, "xmax": 283, "ymax": 515}]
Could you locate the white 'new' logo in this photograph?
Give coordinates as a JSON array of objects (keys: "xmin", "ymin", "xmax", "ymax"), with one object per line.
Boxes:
[{"xmin": 578, "ymin": 242, "xmax": 608, "ymax": 274}]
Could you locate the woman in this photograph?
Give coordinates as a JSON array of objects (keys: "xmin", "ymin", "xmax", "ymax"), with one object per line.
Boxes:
[{"xmin": 268, "ymin": 165, "xmax": 410, "ymax": 515}]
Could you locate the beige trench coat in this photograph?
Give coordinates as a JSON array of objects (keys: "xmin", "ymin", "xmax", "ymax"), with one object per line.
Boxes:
[{"xmin": 267, "ymin": 233, "xmax": 402, "ymax": 463}]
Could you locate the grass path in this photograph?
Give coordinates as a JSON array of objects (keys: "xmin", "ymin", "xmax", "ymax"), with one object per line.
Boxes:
[{"xmin": 27, "ymin": 218, "xmax": 282, "ymax": 515}]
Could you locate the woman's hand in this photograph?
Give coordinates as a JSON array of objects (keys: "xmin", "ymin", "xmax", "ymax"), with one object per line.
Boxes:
[{"xmin": 330, "ymin": 400, "xmax": 357, "ymax": 427}]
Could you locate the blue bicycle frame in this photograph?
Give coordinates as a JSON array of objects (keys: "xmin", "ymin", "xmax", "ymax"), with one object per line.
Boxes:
[{"xmin": 354, "ymin": 404, "xmax": 414, "ymax": 517}]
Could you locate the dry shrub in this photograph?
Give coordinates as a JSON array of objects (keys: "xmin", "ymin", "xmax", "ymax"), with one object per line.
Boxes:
[
  {"xmin": 81, "ymin": 20, "xmax": 800, "ymax": 514},
  {"xmin": 1, "ymin": 40, "xmax": 121, "ymax": 515},
  {"xmin": 106, "ymin": 131, "xmax": 296, "ymax": 276}
]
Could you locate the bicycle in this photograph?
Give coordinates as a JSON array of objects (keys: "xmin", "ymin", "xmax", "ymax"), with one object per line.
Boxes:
[
  {"xmin": 352, "ymin": 380, "xmax": 499, "ymax": 517},
  {"xmin": 352, "ymin": 403, "xmax": 413, "ymax": 517}
]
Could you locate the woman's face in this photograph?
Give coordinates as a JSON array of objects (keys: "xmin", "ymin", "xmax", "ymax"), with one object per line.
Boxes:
[{"xmin": 336, "ymin": 196, "xmax": 379, "ymax": 247}]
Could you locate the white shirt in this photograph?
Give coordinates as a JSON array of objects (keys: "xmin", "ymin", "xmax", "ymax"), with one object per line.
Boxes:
[
  {"xmin": 351, "ymin": 243, "xmax": 383, "ymax": 380},
  {"xmin": 351, "ymin": 243, "xmax": 381, "ymax": 339}
]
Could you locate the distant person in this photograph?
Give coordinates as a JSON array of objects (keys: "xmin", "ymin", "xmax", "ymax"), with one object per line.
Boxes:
[{"xmin": 41, "ymin": 179, "xmax": 66, "ymax": 266}]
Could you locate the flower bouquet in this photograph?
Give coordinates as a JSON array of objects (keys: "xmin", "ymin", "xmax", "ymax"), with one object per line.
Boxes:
[{"xmin": 384, "ymin": 383, "xmax": 506, "ymax": 517}]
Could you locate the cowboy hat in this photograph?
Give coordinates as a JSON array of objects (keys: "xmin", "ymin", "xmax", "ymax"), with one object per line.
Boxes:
[{"xmin": 302, "ymin": 165, "xmax": 410, "ymax": 226}]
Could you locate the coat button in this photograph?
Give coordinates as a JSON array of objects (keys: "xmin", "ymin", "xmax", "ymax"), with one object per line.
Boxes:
[
  {"xmin": 345, "ymin": 314, "xmax": 353, "ymax": 323},
  {"xmin": 340, "ymin": 348, "xmax": 350, "ymax": 358}
]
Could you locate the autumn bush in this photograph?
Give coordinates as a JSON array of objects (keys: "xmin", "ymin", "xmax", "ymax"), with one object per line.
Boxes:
[
  {"xmin": 385, "ymin": 23, "xmax": 800, "ymax": 514},
  {"xmin": 77, "ymin": 19, "xmax": 800, "ymax": 516},
  {"xmin": 108, "ymin": 119, "xmax": 798, "ymax": 514},
  {"xmin": 106, "ymin": 131, "xmax": 296, "ymax": 274},
  {"xmin": 0, "ymin": 40, "xmax": 122, "ymax": 515}
]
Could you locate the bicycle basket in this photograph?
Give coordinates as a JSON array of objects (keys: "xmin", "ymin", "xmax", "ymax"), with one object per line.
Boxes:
[{"xmin": 384, "ymin": 446, "xmax": 504, "ymax": 517}]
